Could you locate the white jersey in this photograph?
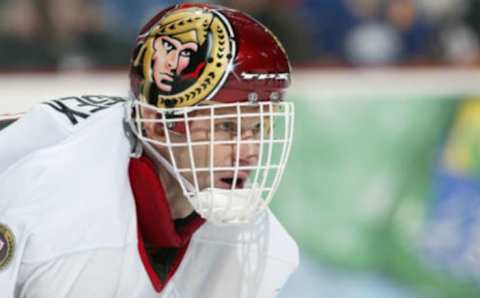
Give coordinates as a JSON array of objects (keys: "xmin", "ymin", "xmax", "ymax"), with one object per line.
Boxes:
[{"xmin": 0, "ymin": 96, "xmax": 299, "ymax": 298}]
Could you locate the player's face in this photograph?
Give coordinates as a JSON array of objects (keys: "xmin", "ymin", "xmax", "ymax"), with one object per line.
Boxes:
[
  {"xmin": 152, "ymin": 36, "xmax": 198, "ymax": 93},
  {"xmin": 145, "ymin": 105, "xmax": 265, "ymax": 191},
  {"xmin": 175, "ymin": 106, "xmax": 264, "ymax": 191}
]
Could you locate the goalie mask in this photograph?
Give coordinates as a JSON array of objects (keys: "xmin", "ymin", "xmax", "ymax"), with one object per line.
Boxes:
[{"xmin": 128, "ymin": 3, "xmax": 294, "ymax": 224}]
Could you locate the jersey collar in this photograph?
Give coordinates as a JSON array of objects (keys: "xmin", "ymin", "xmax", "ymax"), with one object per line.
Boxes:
[{"xmin": 128, "ymin": 155, "xmax": 205, "ymax": 292}]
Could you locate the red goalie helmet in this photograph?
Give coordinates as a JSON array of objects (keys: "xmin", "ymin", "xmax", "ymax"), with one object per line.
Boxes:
[
  {"xmin": 129, "ymin": 3, "xmax": 291, "ymax": 108},
  {"xmin": 127, "ymin": 3, "xmax": 295, "ymax": 225}
]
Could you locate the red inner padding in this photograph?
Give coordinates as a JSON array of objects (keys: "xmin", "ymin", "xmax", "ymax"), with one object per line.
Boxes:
[{"xmin": 129, "ymin": 156, "xmax": 205, "ymax": 292}]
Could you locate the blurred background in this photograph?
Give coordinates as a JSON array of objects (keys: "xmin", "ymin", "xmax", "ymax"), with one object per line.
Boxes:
[
  {"xmin": 2, "ymin": 0, "xmax": 480, "ymax": 297},
  {"xmin": 2, "ymin": 0, "xmax": 480, "ymax": 68}
]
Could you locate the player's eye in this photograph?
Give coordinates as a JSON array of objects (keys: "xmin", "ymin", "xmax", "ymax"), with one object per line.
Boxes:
[
  {"xmin": 252, "ymin": 122, "xmax": 262, "ymax": 136},
  {"xmin": 215, "ymin": 121, "xmax": 237, "ymax": 134}
]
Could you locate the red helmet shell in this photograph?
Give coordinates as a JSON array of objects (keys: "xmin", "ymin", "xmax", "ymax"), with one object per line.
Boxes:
[{"xmin": 129, "ymin": 3, "xmax": 291, "ymax": 108}]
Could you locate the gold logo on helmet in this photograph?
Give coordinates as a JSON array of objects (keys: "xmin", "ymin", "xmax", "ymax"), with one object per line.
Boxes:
[{"xmin": 133, "ymin": 7, "xmax": 235, "ymax": 108}]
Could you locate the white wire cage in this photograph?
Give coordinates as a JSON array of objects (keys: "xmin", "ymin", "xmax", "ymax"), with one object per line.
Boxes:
[{"xmin": 131, "ymin": 100, "xmax": 295, "ymax": 224}]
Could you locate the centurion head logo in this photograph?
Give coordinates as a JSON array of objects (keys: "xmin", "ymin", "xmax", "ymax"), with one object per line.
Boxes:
[{"xmin": 133, "ymin": 6, "xmax": 236, "ymax": 108}]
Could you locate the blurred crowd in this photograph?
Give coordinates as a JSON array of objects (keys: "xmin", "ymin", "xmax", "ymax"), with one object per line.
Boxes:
[{"xmin": 1, "ymin": 0, "xmax": 480, "ymax": 70}]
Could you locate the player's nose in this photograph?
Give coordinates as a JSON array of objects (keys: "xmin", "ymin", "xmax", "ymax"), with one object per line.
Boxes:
[{"xmin": 234, "ymin": 133, "xmax": 259, "ymax": 166}]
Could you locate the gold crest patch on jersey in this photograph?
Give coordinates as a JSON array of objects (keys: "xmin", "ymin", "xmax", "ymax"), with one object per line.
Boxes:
[{"xmin": 0, "ymin": 223, "xmax": 15, "ymax": 270}]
